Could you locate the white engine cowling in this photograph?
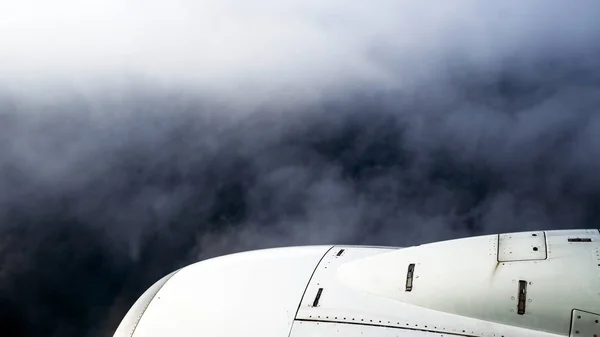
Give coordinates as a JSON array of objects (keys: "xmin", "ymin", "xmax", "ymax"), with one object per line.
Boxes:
[{"xmin": 113, "ymin": 229, "xmax": 600, "ymax": 337}]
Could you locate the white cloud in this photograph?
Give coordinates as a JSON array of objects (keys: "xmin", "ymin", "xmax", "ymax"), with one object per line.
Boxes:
[{"xmin": 1, "ymin": 1, "xmax": 598, "ymax": 100}]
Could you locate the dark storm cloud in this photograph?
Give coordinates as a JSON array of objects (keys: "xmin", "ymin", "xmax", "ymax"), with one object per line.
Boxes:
[{"xmin": 1, "ymin": 1, "xmax": 600, "ymax": 336}]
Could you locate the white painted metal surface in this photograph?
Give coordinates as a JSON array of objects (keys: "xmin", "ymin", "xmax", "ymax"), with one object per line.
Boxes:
[
  {"xmin": 298, "ymin": 242, "xmax": 558, "ymax": 337},
  {"xmin": 498, "ymin": 230, "xmax": 547, "ymax": 261},
  {"xmin": 112, "ymin": 229, "xmax": 600, "ymax": 337},
  {"xmin": 112, "ymin": 270, "xmax": 179, "ymax": 337},
  {"xmin": 569, "ymin": 309, "xmax": 600, "ymax": 337},
  {"xmin": 319, "ymin": 229, "xmax": 600, "ymax": 336},
  {"xmin": 291, "ymin": 319, "xmax": 461, "ymax": 336},
  {"xmin": 113, "ymin": 245, "xmax": 332, "ymax": 337}
]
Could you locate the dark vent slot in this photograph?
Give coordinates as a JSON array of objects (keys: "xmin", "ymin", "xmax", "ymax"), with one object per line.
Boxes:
[
  {"xmin": 336, "ymin": 249, "xmax": 345, "ymax": 256},
  {"xmin": 312, "ymin": 288, "xmax": 323, "ymax": 307},
  {"xmin": 568, "ymin": 238, "xmax": 592, "ymax": 242},
  {"xmin": 405, "ymin": 263, "xmax": 415, "ymax": 292},
  {"xmin": 517, "ymin": 280, "xmax": 527, "ymax": 315}
]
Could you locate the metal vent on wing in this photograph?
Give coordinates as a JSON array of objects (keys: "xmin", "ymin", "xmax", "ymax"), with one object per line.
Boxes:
[
  {"xmin": 570, "ymin": 310, "xmax": 600, "ymax": 337},
  {"xmin": 498, "ymin": 231, "xmax": 547, "ymax": 262}
]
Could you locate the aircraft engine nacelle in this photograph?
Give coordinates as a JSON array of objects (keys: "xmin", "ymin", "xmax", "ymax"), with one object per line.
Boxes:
[{"xmin": 113, "ymin": 229, "xmax": 600, "ymax": 337}]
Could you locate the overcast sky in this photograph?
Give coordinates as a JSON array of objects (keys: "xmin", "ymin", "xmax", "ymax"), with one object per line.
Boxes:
[{"xmin": 1, "ymin": 1, "xmax": 599, "ymax": 101}]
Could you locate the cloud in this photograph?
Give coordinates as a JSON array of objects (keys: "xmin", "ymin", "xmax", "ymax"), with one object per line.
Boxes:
[
  {"xmin": 0, "ymin": 1, "xmax": 600, "ymax": 336},
  {"xmin": 2, "ymin": 1, "xmax": 599, "ymax": 100}
]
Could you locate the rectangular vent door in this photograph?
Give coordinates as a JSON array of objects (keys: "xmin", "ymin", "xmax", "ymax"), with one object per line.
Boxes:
[
  {"xmin": 498, "ymin": 231, "xmax": 547, "ymax": 262},
  {"xmin": 570, "ymin": 309, "xmax": 600, "ymax": 337}
]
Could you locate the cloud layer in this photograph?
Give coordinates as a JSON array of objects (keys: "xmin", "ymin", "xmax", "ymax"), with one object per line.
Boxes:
[
  {"xmin": 2, "ymin": 1, "xmax": 599, "ymax": 101},
  {"xmin": 1, "ymin": 1, "xmax": 600, "ymax": 336}
]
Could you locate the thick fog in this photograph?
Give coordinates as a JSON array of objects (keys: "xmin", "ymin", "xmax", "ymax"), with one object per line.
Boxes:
[{"xmin": 1, "ymin": 1, "xmax": 600, "ymax": 336}]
